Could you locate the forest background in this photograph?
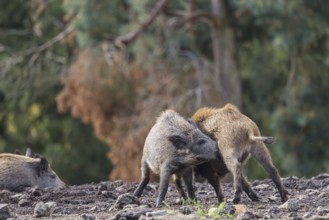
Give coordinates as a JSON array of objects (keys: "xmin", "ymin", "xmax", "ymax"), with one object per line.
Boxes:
[{"xmin": 0, "ymin": 0, "xmax": 328, "ymax": 185}]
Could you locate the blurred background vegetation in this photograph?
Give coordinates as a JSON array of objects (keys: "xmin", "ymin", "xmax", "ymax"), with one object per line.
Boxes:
[{"xmin": 0, "ymin": 0, "xmax": 328, "ymax": 184}]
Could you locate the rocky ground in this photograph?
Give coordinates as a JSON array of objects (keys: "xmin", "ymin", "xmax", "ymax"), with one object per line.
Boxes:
[{"xmin": 0, "ymin": 174, "xmax": 328, "ymax": 220}]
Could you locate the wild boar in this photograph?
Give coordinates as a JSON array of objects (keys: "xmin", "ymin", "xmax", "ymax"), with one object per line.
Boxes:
[
  {"xmin": 133, "ymin": 109, "xmax": 220, "ymax": 207},
  {"xmin": 191, "ymin": 104, "xmax": 288, "ymax": 204},
  {"xmin": 0, "ymin": 153, "xmax": 66, "ymax": 192}
]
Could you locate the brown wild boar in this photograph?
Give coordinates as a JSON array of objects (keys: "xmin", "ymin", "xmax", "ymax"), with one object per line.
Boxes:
[
  {"xmin": 133, "ymin": 110, "xmax": 220, "ymax": 207},
  {"xmin": 191, "ymin": 104, "xmax": 288, "ymax": 204},
  {"xmin": 0, "ymin": 153, "xmax": 66, "ymax": 191}
]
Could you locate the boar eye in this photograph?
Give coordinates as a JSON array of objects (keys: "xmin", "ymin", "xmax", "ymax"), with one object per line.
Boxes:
[{"xmin": 197, "ymin": 139, "xmax": 206, "ymax": 145}]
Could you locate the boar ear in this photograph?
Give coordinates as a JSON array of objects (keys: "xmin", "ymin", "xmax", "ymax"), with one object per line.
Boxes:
[
  {"xmin": 187, "ymin": 118, "xmax": 197, "ymax": 127},
  {"xmin": 14, "ymin": 149, "xmax": 22, "ymax": 155},
  {"xmin": 25, "ymin": 148, "xmax": 32, "ymax": 157},
  {"xmin": 39, "ymin": 157, "xmax": 49, "ymax": 173},
  {"xmin": 168, "ymin": 135, "xmax": 187, "ymax": 149},
  {"xmin": 33, "ymin": 154, "xmax": 42, "ymax": 158}
]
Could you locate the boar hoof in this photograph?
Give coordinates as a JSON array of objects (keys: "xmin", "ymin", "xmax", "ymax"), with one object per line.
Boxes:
[
  {"xmin": 233, "ymin": 196, "xmax": 241, "ymax": 204},
  {"xmin": 281, "ymin": 190, "xmax": 289, "ymax": 203},
  {"xmin": 249, "ymin": 193, "xmax": 260, "ymax": 202},
  {"xmin": 217, "ymin": 196, "xmax": 224, "ymax": 203},
  {"xmin": 156, "ymin": 199, "xmax": 166, "ymax": 208}
]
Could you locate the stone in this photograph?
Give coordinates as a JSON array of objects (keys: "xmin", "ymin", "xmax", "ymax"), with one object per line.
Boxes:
[
  {"xmin": 29, "ymin": 187, "xmax": 42, "ymax": 197},
  {"xmin": 45, "ymin": 201, "xmax": 57, "ymax": 209},
  {"xmin": 122, "ymin": 204, "xmax": 139, "ymax": 210},
  {"xmin": 174, "ymin": 198, "xmax": 182, "ymax": 205},
  {"xmin": 63, "ymin": 207, "xmax": 71, "ymax": 214},
  {"xmin": 222, "ymin": 203, "xmax": 236, "ymax": 215},
  {"xmin": 197, "ymin": 191, "xmax": 208, "ymax": 195},
  {"xmin": 286, "ymin": 176, "xmax": 299, "ymax": 180},
  {"xmin": 101, "ymin": 191, "xmax": 117, "ymax": 199},
  {"xmin": 302, "ymin": 212, "xmax": 313, "ymax": 218},
  {"xmin": 112, "ymin": 180, "xmax": 123, "ymax": 187},
  {"xmin": 98, "ymin": 184, "xmax": 108, "ymax": 191},
  {"xmin": 18, "ymin": 199, "xmax": 31, "ymax": 207},
  {"xmin": 208, "ymin": 207, "xmax": 219, "ymax": 217},
  {"xmin": 116, "ymin": 186, "xmax": 127, "ymax": 194},
  {"xmin": 234, "ymin": 204, "xmax": 247, "ymax": 215},
  {"xmin": 145, "ymin": 210, "xmax": 167, "ymax": 217},
  {"xmin": 115, "ymin": 207, "xmax": 153, "ymax": 220},
  {"xmin": 0, "ymin": 191, "xmax": 10, "ymax": 203},
  {"xmin": 34, "ymin": 201, "xmax": 50, "ymax": 217},
  {"xmin": 269, "ymin": 206, "xmax": 281, "ymax": 218},
  {"xmin": 111, "ymin": 193, "xmax": 140, "ymax": 210},
  {"xmin": 253, "ymin": 184, "xmax": 269, "ymax": 190},
  {"xmin": 316, "ymin": 206, "xmax": 329, "ymax": 216},
  {"xmin": 268, "ymin": 195, "xmax": 278, "ymax": 202},
  {"xmin": 0, "ymin": 204, "xmax": 11, "ymax": 220},
  {"xmin": 10, "ymin": 193, "xmax": 23, "ymax": 200},
  {"xmin": 179, "ymin": 205, "xmax": 195, "ymax": 215},
  {"xmin": 318, "ymin": 192, "xmax": 329, "ymax": 199},
  {"xmin": 280, "ymin": 198, "xmax": 299, "ymax": 212},
  {"xmin": 309, "ymin": 215, "xmax": 329, "ymax": 220},
  {"xmin": 236, "ymin": 211, "xmax": 257, "ymax": 220},
  {"xmin": 81, "ymin": 214, "xmax": 96, "ymax": 220},
  {"xmin": 89, "ymin": 206, "xmax": 97, "ymax": 211},
  {"xmin": 145, "ymin": 184, "xmax": 157, "ymax": 191},
  {"xmin": 313, "ymin": 173, "xmax": 329, "ymax": 180},
  {"xmin": 298, "ymin": 194, "xmax": 308, "ymax": 201}
]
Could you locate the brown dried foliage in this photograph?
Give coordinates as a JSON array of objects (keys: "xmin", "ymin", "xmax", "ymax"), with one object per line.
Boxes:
[{"xmin": 56, "ymin": 48, "xmax": 222, "ymax": 181}]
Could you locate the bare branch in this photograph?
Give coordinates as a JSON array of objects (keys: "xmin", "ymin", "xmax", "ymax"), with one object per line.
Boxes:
[
  {"xmin": 186, "ymin": 0, "xmax": 196, "ymax": 32},
  {"xmin": 281, "ymin": 51, "xmax": 297, "ymax": 105},
  {"xmin": 115, "ymin": 0, "xmax": 168, "ymax": 46},
  {"xmin": 0, "ymin": 43, "xmax": 14, "ymax": 54},
  {"xmin": 0, "ymin": 29, "xmax": 31, "ymax": 36},
  {"xmin": 0, "ymin": 19, "xmax": 75, "ymax": 75},
  {"xmin": 21, "ymin": 24, "xmax": 74, "ymax": 57},
  {"xmin": 178, "ymin": 10, "xmax": 222, "ymax": 28}
]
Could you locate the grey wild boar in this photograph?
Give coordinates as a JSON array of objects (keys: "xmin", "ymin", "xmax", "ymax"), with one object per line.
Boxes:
[
  {"xmin": 0, "ymin": 153, "xmax": 66, "ymax": 191},
  {"xmin": 133, "ymin": 110, "xmax": 220, "ymax": 207},
  {"xmin": 191, "ymin": 104, "xmax": 288, "ymax": 204}
]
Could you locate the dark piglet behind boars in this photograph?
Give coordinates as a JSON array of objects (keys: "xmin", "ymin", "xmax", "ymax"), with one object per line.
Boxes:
[
  {"xmin": 0, "ymin": 153, "xmax": 66, "ymax": 192},
  {"xmin": 133, "ymin": 110, "xmax": 220, "ymax": 207}
]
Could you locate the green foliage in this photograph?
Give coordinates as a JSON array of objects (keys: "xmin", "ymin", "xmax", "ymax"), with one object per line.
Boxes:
[
  {"xmin": 190, "ymin": 200, "xmax": 234, "ymax": 219},
  {"xmin": 42, "ymin": 118, "xmax": 111, "ymax": 184},
  {"xmin": 236, "ymin": 0, "xmax": 329, "ymax": 178},
  {"xmin": 0, "ymin": 0, "xmax": 111, "ymax": 184},
  {"xmin": 1, "ymin": 0, "xmax": 328, "ymax": 184},
  {"xmin": 62, "ymin": 0, "xmax": 130, "ymax": 47}
]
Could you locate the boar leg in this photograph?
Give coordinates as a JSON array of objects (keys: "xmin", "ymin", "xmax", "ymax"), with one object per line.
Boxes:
[
  {"xmin": 222, "ymin": 151, "xmax": 244, "ymax": 204},
  {"xmin": 182, "ymin": 169, "xmax": 196, "ymax": 200},
  {"xmin": 251, "ymin": 143, "xmax": 288, "ymax": 203},
  {"xmin": 133, "ymin": 160, "xmax": 150, "ymax": 198},
  {"xmin": 173, "ymin": 174, "xmax": 187, "ymax": 200},
  {"xmin": 196, "ymin": 163, "xmax": 224, "ymax": 203},
  {"xmin": 241, "ymin": 176, "xmax": 259, "ymax": 201},
  {"xmin": 232, "ymin": 165, "xmax": 244, "ymax": 204},
  {"xmin": 156, "ymin": 167, "xmax": 171, "ymax": 207}
]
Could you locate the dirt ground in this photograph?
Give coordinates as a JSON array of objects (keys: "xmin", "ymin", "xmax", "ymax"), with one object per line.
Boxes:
[{"xmin": 1, "ymin": 174, "xmax": 328, "ymax": 220}]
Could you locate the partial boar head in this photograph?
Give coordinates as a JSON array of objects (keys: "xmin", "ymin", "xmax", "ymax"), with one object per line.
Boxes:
[
  {"xmin": 168, "ymin": 120, "xmax": 219, "ymax": 165},
  {"xmin": 34, "ymin": 157, "xmax": 66, "ymax": 189}
]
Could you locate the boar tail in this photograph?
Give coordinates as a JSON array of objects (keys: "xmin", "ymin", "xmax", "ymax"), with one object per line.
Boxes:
[{"xmin": 250, "ymin": 135, "xmax": 275, "ymax": 144}]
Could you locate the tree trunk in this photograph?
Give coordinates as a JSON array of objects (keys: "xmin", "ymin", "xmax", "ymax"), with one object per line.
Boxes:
[{"xmin": 210, "ymin": 0, "xmax": 242, "ymax": 108}]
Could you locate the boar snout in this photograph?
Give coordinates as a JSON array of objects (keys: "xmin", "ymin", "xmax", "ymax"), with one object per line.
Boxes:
[
  {"xmin": 193, "ymin": 138, "xmax": 219, "ymax": 162},
  {"xmin": 209, "ymin": 139, "xmax": 220, "ymax": 160}
]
